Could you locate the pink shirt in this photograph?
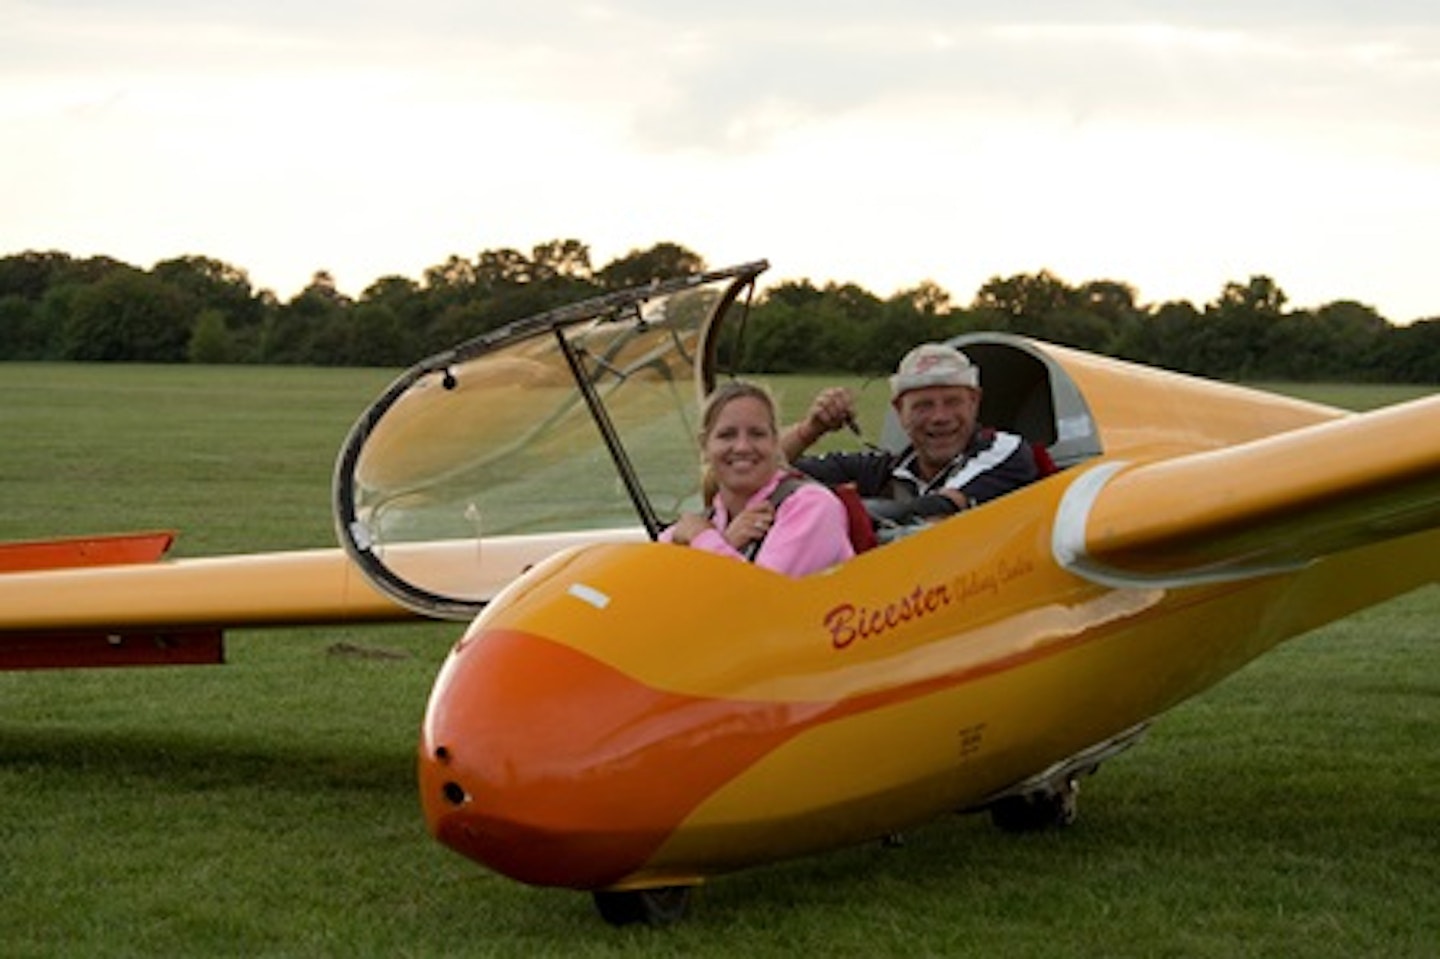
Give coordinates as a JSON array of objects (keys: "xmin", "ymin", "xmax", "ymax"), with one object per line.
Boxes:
[{"xmin": 660, "ymin": 471, "xmax": 855, "ymax": 577}]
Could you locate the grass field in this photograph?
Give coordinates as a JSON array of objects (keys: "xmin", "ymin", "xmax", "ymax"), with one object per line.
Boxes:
[{"xmin": 1, "ymin": 364, "xmax": 1437, "ymax": 958}]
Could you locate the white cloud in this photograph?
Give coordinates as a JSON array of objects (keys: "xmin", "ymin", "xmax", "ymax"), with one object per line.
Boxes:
[{"xmin": 1, "ymin": 0, "xmax": 1436, "ymax": 321}]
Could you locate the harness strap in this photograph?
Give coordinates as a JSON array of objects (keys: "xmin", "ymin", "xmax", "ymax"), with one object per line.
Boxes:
[{"xmin": 741, "ymin": 472, "xmax": 811, "ymax": 561}]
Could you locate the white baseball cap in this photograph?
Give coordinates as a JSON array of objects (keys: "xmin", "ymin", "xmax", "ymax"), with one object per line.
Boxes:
[{"xmin": 889, "ymin": 343, "xmax": 980, "ymax": 398}]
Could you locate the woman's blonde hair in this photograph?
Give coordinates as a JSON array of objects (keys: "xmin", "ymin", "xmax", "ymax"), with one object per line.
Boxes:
[{"xmin": 697, "ymin": 380, "xmax": 781, "ymax": 502}]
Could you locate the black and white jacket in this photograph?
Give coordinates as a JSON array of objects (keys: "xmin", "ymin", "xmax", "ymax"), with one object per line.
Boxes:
[{"xmin": 795, "ymin": 427, "xmax": 1039, "ymax": 522}]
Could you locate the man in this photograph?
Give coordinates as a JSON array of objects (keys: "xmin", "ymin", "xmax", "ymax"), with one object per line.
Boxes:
[{"xmin": 780, "ymin": 343, "xmax": 1040, "ymax": 529}]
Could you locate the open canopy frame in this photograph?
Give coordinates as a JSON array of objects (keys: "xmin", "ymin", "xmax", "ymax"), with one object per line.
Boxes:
[{"xmin": 333, "ymin": 261, "xmax": 769, "ymax": 619}]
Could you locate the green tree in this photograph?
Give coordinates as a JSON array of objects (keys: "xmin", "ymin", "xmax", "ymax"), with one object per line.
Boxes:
[
  {"xmin": 972, "ymin": 270, "xmax": 1075, "ymax": 331},
  {"xmin": 188, "ymin": 308, "xmax": 237, "ymax": 364},
  {"xmin": 0, "ymin": 251, "xmax": 75, "ymax": 301},
  {"xmin": 1074, "ymin": 279, "xmax": 1145, "ymax": 352},
  {"xmin": 858, "ymin": 286, "xmax": 961, "ymax": 375},
  {"xmin": 0, "ymin": 295, "xmax": 42, "ymax": 359},
  {"xmin": 894, "ymin": 280, "xmax": 952, "ymax": 317},
  {"xmin": 969, "ymin": 272, "xmax": 1140, "ymax": 353},
  {"xmin": 1312, "ymin": 300, "xmax": 1389, "ymax": 379},
  {"xmin": 474, "ymin": 248, "xmax": 532, "ymax": 289},
  {"xmin": 151, "ymin": 255, "xmax": 265, "ymax": 328},
  {"xmin": 33, "ymin": 284, "xmax": 82, "ymax": 360},
  {"xmin": 744, "ymin": 281, "xmax": 881, "ymax": 373},
  {"xmin": 1042, "ymin": 306, "xmax": 1121, "ymax": 354},
  {"xmin": 1113, "ymin": 300, "xmax": 1203, "ymax": 372},
  {"xmin": 258, "ymin": 271, "xmax": 350, "ymax": 363},
  {"xmin": 360, "ymin": 274, "xmax": 422, "ymax": 309},
  {"xmin": 529, "ymin": 239, "xmax": 592, "ymax": 283},
  {"xmin": 422, "ymin": 255, "xmax": 475, "ymax": 289},
  {"xmin": 0, "ymin": 251, "xmax": 127, "ymax": 301},
  {"xmin": 359, "ymin": 275, "xmax": 433, "ymax": 359},
  {"xmin": 741, "ymin": 302, "xmax": 827, "ymax": 373},
  {"xmin": 6, "ymin": 240, "xmax": 1430, "ymax": 378},
  {"xmin": 596, "ymin": 243, "xmax": 707, "ymax": 290},
  {"xmin": 63, "ymin": 268, "xmax": 191, "ymax": 361},
  {"xmin": 1189, "ymin": 275, "xmax": 1290, "ymax": 378},
  {"xmin": 1215, "ymin": 275, "xmax": 1288, "ymax": 316},
  {"xmin": 1371, "ymin": 318, "xmax": 1440, "ymax": 383},
  {"xmin": 347, "ymin": 303, "xmax": 411, "ymax": 366},
  {"xmin": 426, "ymin": 300, "xmax": 492, "ymax": 354}
]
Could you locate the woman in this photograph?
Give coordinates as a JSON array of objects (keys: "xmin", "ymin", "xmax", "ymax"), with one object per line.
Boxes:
[{"xmin": 662, "ymin": 381, "xmax": 854, "ymax": 577}]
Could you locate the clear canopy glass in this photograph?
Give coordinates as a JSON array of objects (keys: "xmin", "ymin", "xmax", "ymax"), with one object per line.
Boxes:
[{"xmin": 333, "ymin": 262, "xmax": 767, "ymax": 617}]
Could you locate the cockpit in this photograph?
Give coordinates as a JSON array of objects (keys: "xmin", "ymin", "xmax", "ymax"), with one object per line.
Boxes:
[
  {"xmin": 881, "ymin": 333, "xmax": 1102, "ymax": 470},
  {"xmin": 332, "ymin": 262, "xmax": 1100, "ymax": 620}
]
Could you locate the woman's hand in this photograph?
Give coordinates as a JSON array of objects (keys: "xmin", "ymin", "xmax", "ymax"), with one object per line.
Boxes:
[
  {"xmin": 671, "ymin": 504, "xmax": 776, "ymax": 552},
  {"xmin": 669, "ymin": 513, "xmax": 712, "ymax": 547},
  {"xmin": 723, "ymin": 503, "xmax": 775, "ymax": 551}
]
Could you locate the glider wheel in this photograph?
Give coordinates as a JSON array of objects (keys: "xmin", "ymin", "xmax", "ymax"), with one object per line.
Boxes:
[
  {"xmin": 592, "ymin": 885, "xmax": 693, "ymax": 927},
  {"xmin": 989, "ymin": 777, "xmax": 1080, "ymax": 833}
]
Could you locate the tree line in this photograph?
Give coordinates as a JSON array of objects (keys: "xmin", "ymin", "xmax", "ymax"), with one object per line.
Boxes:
[{"xmin": 1, "ymin": 241, "xmax": 1436, "ymax": 383}]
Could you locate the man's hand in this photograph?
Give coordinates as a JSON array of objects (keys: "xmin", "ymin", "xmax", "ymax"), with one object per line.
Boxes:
[
  {"xmin": 935, "ymin": 489, "xmax": 973, "ymax": 513},
  {"xmin": 806, "ymin": 387, "xmax": 856, "ymax": 435},
  {"xmin": 781, "ymin": 387, "xmax": 857, "ymax": 460}
]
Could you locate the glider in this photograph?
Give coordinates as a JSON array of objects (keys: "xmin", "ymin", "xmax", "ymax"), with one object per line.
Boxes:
[{"xmin": 2, "ymin": 261, "xmax": 1436, "ymax": 926}]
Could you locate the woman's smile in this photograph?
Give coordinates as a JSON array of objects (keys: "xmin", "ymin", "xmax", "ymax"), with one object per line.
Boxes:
[{"xmin": 705, "ymin": 396, "xmax": 779, "ymax": 499}]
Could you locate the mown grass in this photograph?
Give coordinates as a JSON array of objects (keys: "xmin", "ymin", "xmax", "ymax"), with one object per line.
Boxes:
[{"xmin": 1, "ymin": 363, "xmax": 1436, "ymax": 957}]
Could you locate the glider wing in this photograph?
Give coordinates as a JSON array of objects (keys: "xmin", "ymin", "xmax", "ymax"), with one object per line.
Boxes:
[{"xmin": 1055, "ymin": 393, "xmax": 1440, "ymax": 586}]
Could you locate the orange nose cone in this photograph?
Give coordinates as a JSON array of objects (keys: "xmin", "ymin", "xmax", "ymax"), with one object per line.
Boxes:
[{"xmin": 418, "ymin": 628, "xmax": 808, "ymax": 889}]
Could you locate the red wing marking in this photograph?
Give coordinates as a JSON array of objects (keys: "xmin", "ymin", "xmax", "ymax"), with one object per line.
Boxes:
[{"xmin": 0, "ymin": 531, "xmax": 176, "ymax": 573}]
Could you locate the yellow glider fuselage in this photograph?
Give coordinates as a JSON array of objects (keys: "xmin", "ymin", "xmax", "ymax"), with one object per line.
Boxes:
[{"xmin": 418, "ymin": 343, "xmax": 1440, "ymax": 891}]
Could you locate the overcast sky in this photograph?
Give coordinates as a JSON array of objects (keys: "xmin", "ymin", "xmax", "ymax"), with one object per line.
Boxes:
[{"xmin": 3, "ymin": 1, "xmax": 1437, "ymax": 321}]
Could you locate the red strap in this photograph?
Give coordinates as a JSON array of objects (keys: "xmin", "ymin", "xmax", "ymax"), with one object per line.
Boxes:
[
  {"xmin": 1031, "ymin": 442, "xmax": 1058, "ymax": 477},
  {"xmin": 753, "ymin": 474, "xmax": 876, "ymax": 557},
  {"xmin": 833, "ymin": 483, "xmax": 878, "ymax": 553}
]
